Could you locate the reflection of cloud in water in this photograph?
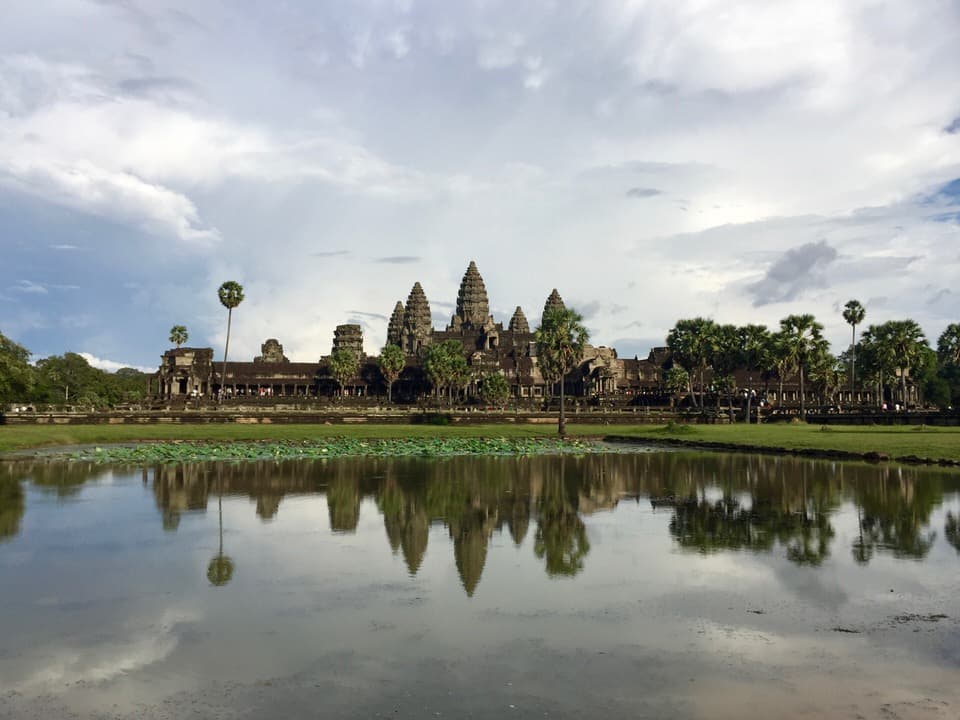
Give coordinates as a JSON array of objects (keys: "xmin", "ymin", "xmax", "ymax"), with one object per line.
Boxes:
[{"xmin": 18, "ymin": 610, "xmax": 197, "ymax": 691}]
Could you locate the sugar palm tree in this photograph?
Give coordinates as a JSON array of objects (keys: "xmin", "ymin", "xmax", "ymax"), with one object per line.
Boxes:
[
  {"xmin": 168, "ymin": 324, "xmax": 188, "ymax": 348},
  {"xmin": 536, "ymin": 306, "xmax": 589, "ymax": 436},
  {"xmin": 378, "ymin": 344, "xmax": 405, "ymax": 403},
  {"xmin": 842, "ymin": 300, "xmax": 866, "ymax": 398},
  {"xmin": 217, "ymin": 281, "xmax": 244, "ymax": 401},
  {"xmin": 779, "ymin": 314, "xmax": 827, "ymax": 417},
  {"xmin": 885, "ymin": 319, "xmax": 927, "ymax": 407}
]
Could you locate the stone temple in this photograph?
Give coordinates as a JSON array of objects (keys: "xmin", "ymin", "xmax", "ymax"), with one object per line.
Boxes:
[{"xmin": 155, "ymin": 261, "xmax": 664, "ymax": 402}]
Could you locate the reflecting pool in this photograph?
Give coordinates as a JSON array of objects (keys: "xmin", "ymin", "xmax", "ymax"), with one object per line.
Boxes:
[{"xmin": 1, "ymin": 450, "xmax": 959, "ymax": 719}]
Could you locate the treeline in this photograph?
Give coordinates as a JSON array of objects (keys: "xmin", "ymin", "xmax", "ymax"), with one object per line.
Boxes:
[
  {"xmin": 664, "ymin": 308, "xmax": 960, "ymax": 410},
  {"xmin": 0, "ymin": 332, "xmax": 149, "ymax": 408}
]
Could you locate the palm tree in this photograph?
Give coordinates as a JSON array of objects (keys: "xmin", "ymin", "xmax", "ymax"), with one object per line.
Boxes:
[
  {"xmin": 842, "ymin": 300, "xmax": 866, "ymax": 399},
  {"xmin": 666, "ymin": 318, "xmax": 717, "ymax": 409},
  {"xmin": 885, "ymin": 319, "xmax": 927, "ymax": 407},
  {"xmin": 536, "ymin": 306, "xmax": 589, "ymax": 436},
  {"xmin": 377, "ymin": 344, "xmax": 405, "ymax": 403},
  {"xmin": 779, "ymin": 314, "xmax": 826, "ymax": 417},
  {"xmin": 168, "ymin": 324, "xmax": 188, "ymax": 348},
  {"xmin": 328, "ymin": 349, "xmax": 358, "ymax": 399},
  {"xmin": 217, "ymin": 281, "xmax": 244, "ymax": 401}
]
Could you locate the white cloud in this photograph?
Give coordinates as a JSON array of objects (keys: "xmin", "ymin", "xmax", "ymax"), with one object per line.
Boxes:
[{"xmin": 78, "ymin": 352, "xmax": 153, "ymax": 373}]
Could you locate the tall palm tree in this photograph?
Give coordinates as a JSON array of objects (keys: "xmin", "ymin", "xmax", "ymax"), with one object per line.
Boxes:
[
  {"xmin": 378, "ymin": 344, "xmax": 406, "ymax": 403},
  {"xmin": 168, "ymin": 324, "xmax": 188, "ymax": 348},
  {"xmin": 842, "ymin": 300, "xmax": 866, "ymax": 399},
  {"xmin": 885, "ymin": 319, "xmax": 927, "ymax": 407},
  {"xmin": 666, "ymin": 317, "xmax": 717, "ymax": 408},
  {"xmin": 536, "ymin": 307, "xmax": 589, "ymax": 436},
  {"xmin": 779, "ymin": 314, "xmax": 826, "ymax": 417},
  {"xmin": 217, "ymin": 281, "xmax": 244, "ymax": 401}
]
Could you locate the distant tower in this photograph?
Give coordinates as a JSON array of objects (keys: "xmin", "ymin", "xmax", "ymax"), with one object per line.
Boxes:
[
  {"xmin": 542, "ymin": 289, "xmax": 566, "ymax": 325},
  {"xmin": 332, "ymin": 324, "xmax": 364, "ymax": 356},
  {"xmin": 402, "ymin": 282, "xmax": 432, "ymax": 354},
  {"xmin": 452, "ymin": 260, "xmax": 491, "ymax": 329},
  {"xmin": 508, "ymin": 306, "xmax": 530, "ymax": 334},
  {"xmin": 387, "ymin": 301, "xmax": 405, "ymax": 347}
]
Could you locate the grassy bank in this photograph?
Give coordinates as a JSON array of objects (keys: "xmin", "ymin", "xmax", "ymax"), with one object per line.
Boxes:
[
  {"xmin": 2, "ymin": 422, "xmax": 959, "ymax": 463},
  {"xmin": 607, "ymin": 423, "xmax": 960, "ymax": 463}
]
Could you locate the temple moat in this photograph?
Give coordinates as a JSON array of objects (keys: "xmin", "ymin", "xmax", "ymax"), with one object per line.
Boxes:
[{"xmin": 1, "ymin": 451, "xmax": 958, "ymax": 719}]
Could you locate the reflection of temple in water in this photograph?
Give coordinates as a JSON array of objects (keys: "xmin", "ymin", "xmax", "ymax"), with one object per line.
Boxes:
[{"xmin": 5, "ymin": 454, "xmax": 959, "ymax": 595}]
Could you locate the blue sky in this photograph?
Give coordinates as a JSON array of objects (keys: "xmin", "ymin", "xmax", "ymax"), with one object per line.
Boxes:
[{"xmin": 1, "ymin": 0, "xmax": 959, "ymax": 370}]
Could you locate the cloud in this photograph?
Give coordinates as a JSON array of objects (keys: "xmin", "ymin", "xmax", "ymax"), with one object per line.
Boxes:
[
  {"xmin": 945, "ymin": 117, "xmax": 960, "ymax": 134},
  {"xmin": 78, "ymin": 352, "xmax": 153, "ymax": 373},
  {"xmin": 375, "ymin": 255, "xmax": 420, "ymax": 264},
  {"xmin": 347, "ymin": 310, "xmax": 389, "ymax": 322},
  {"xmin": 49, "ymin": 243, "xmax": 80, "ymax": 250},
  {"xmin": 11, "ymin": 280, "xmax": 47, "ymax": 294},
  {"xmin": 746, "ymin": 240, "xmax": 839, "ymax": 306},
  {"xmin": 312, "ymin": 250, "xmax": 351, "ymax": 258},
  {"xmin": 626, "ymin": 187, "xmax": 663, "ymax": 198}
]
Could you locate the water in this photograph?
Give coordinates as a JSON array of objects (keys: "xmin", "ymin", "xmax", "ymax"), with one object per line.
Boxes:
[{"xmin": 1, "ymin": 450, "xmax": 959, "ymax": 719}]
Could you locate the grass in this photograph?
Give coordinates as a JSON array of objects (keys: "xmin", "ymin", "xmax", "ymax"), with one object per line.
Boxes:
[
  {"xmin": 1, "ymin": 422, "xmax": 959, "ymax": 463},
  {"xmin": 606, "ymin": 423, "xmax": 960, "ymax": 462}
]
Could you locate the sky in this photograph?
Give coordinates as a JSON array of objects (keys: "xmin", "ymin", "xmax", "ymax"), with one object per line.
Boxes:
[{"xmin": 1, "ymin": 0, "xmax": 959, "ymax": 372}]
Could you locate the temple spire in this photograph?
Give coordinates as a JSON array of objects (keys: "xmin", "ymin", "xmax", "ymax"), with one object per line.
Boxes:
[
  {"xmin": 402, "ymin": 282, "xmax": 432, "ymax": 353},
  {"xmin": 542, "ymin": 289, "xmax": 566, "ymax": 325},
  {"xmin": 455, "ymin": 260, "xmax": 490, "ymax": 328},
  {"xmin": 508, "ymin": 306, "xmax": 530, "ymax": 334},
  {"xmin": 387, "ymin": 301, "xmax": 404, "ymax": 347}
]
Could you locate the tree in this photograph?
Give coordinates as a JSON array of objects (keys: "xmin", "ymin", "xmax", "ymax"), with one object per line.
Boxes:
[
  {"xmin": 422, "ymin": 340, "xmax": 468, "ymax": 404},
  {"xmin": 779, "ymin": 314, "xmax": 827, "ymax": 417},
  {"xmin": 666, "ymin": 318, "xmax": 717, "ymax": 408},
  {"xmin": 480, "ymin": 372, "xmax": 511, "ymax": 408},
  {"xmin": 536, "ymin": 307, "xmax": 589, "ymax": 436},
  {"xmin": 842, "ymin": 300, "xmax": 866, "ymax": 398},
  {"xmin": 937, "ymin": 323, "xmax": 960, "ymax": 366},
  {"xmin": 217, "ymin": 281, "xmax": 244, "ymax": 401},
  {"xmin": 884, "ymin": 319, "xmax": 928, "ymax": 407},
  {"xmin": 328, "ymin": 349, "xmax": 359, "ymax": 398},
  {"xmin": 0, "ymin": 331, "xmax": 35, "ymax": 404},
  {"xmin": 665, "ymin": 366, "xmax": 690, "ymax": 409},
  {"xmin": 859, "ymin": 325, "xmax": 898, "ymax": 408},
  {"xmin": 168, "ymin": 325, "xmax": 189, "ymax": 348},
  {"xmin": 377, "ymin": 344, "xmax": 405, "ymax": 403}
]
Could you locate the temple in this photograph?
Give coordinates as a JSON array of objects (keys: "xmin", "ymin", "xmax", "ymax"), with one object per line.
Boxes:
[{"xmin": 155, "ymin": 261, "xmax": 663, "ymax": 403}]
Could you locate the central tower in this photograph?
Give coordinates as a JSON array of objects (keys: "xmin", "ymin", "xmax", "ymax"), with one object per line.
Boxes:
[{"xmin": 450, "ymin": 260, "xmax": 491, "ymax": 330}]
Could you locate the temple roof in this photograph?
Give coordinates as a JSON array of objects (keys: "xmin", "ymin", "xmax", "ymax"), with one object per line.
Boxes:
[
  {"xmin": 387, "ymin": 301, "xmax": 405, "ymax": 347},
  {"xmin": 403, "ymin": 282, "xmax": 432, "ymax": 335},
  {"xmin": 508, "ymin": 306, "xmax": 530, "ymax": 333},
  {"xmin": 541, "ymin": 288, "xmax": 566, "ymax": 325},
  {"xmin": 455, "ymin": 261, "xmax": 490, "ymax": 327}
]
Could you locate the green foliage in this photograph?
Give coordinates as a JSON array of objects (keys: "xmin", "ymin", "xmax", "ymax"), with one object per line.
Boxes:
[
  {"xmin": 68, "ymin": 437, "xmax": 608, "ymax": 463},
  {"xmin": 377, "ymin": 344, "xmax": 406, "ymax": 401},
  {"xmin": 536, "ymin": 307, "xmax": 589, "ymax": 435},
  {"xmin": 207, "ymin": 555, "xmax": 235, "ymax": 586},
  {"xmin": 0, "ymin": 331, "xmax": 35, "ymax": 404},
  {"xmin": 168, "ymin": 325, "xmax": 188, "ymax": 348},
  {"xmin": 217, "ymin": 281, "xmax": 244, "ymax": 310},
  {"xmin": 778, "ymin": 313, "xmax": 828, "ymax": 414},
  {"xmin": 328, "ymin": 349, "xmax": 359, "ymax": 395},
  {"xmin": 479, "ymin": 372, "xmax": 511, "ymax": 408},
  {"xmin": 422, "ymin": 340, "xmax": 470, "ymax": 402}
]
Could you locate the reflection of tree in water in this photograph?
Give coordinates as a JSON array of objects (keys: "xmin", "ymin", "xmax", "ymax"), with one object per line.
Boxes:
[
  {"xmin": 0, "ymin": 476, "xmax": 25, "ymax": 541},
  {"xmin": 851, "ymin": 465, "xmax": 942, "ymax": 561},
  {"xmin": 534, "ymin": 457, "xmax": 590, "ymax": 577},
  {"xmin": 946, "ymin": 513, "xmax": 960, "ymax": 554},
  {"xmin": 207, "ymin": 466, "xmax": 234, "ymax": 587},
  {"xmin": 666, "ymin": 457, "xmax": 839, "ymax": 566}
]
